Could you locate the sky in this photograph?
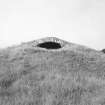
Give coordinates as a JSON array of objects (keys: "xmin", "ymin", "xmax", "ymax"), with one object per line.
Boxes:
[{"xmin": 0, "ymin": 0, "xmax": 105, "ymax": 50}]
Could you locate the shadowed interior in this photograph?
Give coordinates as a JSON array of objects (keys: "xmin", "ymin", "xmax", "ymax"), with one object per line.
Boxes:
[
  {"xmin": 37, "ymin": 41, "xmax": 62, "ymax": 49},
  {"xmin": 102, "ymin": 49, "xmax": 105, "ymax": 53}
]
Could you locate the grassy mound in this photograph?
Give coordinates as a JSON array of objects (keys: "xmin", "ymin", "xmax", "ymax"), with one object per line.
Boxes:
[{"xmin": 0, "ymin": 37, "xmax": 105, "ymax": 105}]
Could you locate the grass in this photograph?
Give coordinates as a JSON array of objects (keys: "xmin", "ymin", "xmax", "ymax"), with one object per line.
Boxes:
[{"xmin": 0, "ymin": 37, "xmax": 105, "ymax": 105}]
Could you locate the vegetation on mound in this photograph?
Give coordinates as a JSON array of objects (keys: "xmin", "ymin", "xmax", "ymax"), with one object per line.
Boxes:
[{"xmin": 0, "ymin": 37, "xmax": 105, "ymax": 105}]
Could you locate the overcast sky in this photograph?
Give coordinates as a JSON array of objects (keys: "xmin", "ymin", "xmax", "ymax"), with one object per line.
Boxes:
[{"xmin": 0, "ymin": 0, "xmax": 105, "ymax": 50}]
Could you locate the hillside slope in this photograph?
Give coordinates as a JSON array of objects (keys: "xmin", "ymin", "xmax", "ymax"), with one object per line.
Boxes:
[{"xmin": 0, "ymin": 37, "xmax": 105, "ymax": 105}]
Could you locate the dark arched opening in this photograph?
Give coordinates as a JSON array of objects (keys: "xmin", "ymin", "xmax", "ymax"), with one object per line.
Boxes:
[
  {"xmin": 37, "ymin": 41, "xmax": 62, "ymax": 49},
  {"xmin": 102, "ymin": 49, "xmax": 105, "ymax": 53}
]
